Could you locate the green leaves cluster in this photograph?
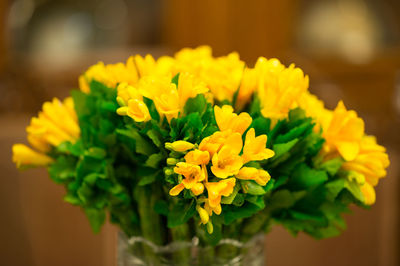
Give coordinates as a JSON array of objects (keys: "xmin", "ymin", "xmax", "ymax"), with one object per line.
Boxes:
[{"xmin": 247, "ymin": 104, "xmax": 362, "ymax": 239}]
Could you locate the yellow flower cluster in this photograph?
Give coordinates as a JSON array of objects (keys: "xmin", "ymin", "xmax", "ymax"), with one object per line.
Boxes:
[
  {"xmin": 12, "ymin": 97, "xmax": 80, "ymax": 168},
  {"xmin": 79, "ymin": 46, "xmax": 313, "ymax": 121},
  {"xmin": 301, "ymin": 98, "xmax": 390, "ymax": 205},
  {"xmin": 239, "ymin": 57, "xmax": 309, "ymax": 119},
  {"xmin": 79, "ymin": 57, "xmax": 138, "ymax": 92},
  {"xmin": 116, "ymin": 72, "xmax": 208, "ymax": 123},
  {"xmin": 168, "ymin": 105, "xmax": 274, "ymax": 232}
]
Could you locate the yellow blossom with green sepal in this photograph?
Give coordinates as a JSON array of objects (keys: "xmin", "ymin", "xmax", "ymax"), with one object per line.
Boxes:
[
  {"xmin": 342, "ymin": 136, "xmax": 390, "ymax": 205},
  {"xmin": 236, "ymin": 167, "xmax": 271, "ymax": 186},
  {"xmin": 169, "ymin": 162, "xmax": 206, "ymax": 196}
]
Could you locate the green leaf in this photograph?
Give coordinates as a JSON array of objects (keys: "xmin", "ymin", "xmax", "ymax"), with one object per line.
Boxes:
[
  {"xmin": 171, "ymin": 73, "xmax": 180, "ymax": 86},
  {"xmin": 289, "ymin": 164, "xmax": 328, "ymax": 190},
  {"xmin": 138, "ymin": 168, "xmax": 161, "ymax": 186},
  {"xmin": 318, "ymin": 157, "xmax": 344, "ymax": 176},
  {"xmin": 232, "ymin": 193, "xmax": 245, "ymax": 206},
  {"xmin": 85, "ymin": 208, "xmax": 106, "ymax": 233},
  {"xmin": 154, "ymin": 200, "xmax": 169, "ymax": 216},
  {"xmin": 272, "ymin": 138, "xmax": 299, "ymax": 158},
  {"xmin": 85, "ymin": 147, "xmax": 106, "ymax": 159},
  {"xmin": 116, "ymin": 128, "xmax": 156, "ymax": 156},
  {"xmin": 145, "ymin": 153, "xmax": 165, "ymax": 168},
  {"xmin": 245, "ymin": 195, "xmax": 265, "ymax": 209},
  {"xmin": 184, "ymin": 94, "xmax": 208, "ymax": 115},
  {"xmin": 325, "ymin": 179, "xmax": 346, "ymax": 201},
  {"xmin": 48, "ymin": 156, "xmax": 77, "ymax": 183},
  {"xmin": 167, "ymin": 200, "xmax": 196, "ymax": 228},
  {"xmin": 266, "ymin": 190, "xmax": 303, "ymax": 211},
  {"xmin": 343, "ymin": 178, "xmax": 364, "ymax": 202},
  {"xmin": 223, "ymin": 202, "xmax": 264, "ymax": 224},
  {"xmin": 275, "ymin": 122, "xmax": 313, "ymax": 144},
  {"xmin": 289, "ymin": 210, "xmax": 326, "ymax": 223},
  {"xmin": 221, "ymin": 183, "xmax": 240, "ymax": 204},
  {"xmin": 146, "ymin": 129, "xmax": 164, "ymax": 148},
  {"xmin": 251, "ymin": 117, "xmax": 271, "ymax": 136},
  {"xmin": 240, "ymin": 180, "xmax": 267, "ymax": 195}
]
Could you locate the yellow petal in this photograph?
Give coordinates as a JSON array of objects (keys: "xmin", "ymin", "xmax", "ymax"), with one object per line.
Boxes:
[
  {"xmin": 191, "ymin": 182, "xmax": 205, "ymax": 196},
  {"xmin": 169, "ymin": 183, "xmax": 185, "ymax": 196},
  {"xmin": 337, "ymin": 141, "xmax": 360, "ymax": 161},
  {"xmin": 12, "ymin": 144, "xmax": 53, "ymax": 168},
  {"xmin": 126, "ymin": 99, "xmax": 151, "ymax": 122},
  {"xmin": 79, "ymin": 75, "xmax": 90, "ymax": 93},
  {"xmin": 185, "ymin": 150, "xmax": 210, "ymax": 165},
  {"xmin": 360, "ymin": 183, "xmax": 376, "ymax": 205},
  {"xmin": 196, "ymin": 205, "xmax": 209, "ymax": 224}
]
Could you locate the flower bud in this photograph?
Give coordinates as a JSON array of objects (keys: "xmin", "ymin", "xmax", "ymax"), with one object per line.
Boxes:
[{"xmin": 165, "ymin": 141, "xmax": 195, "ymax": 152}]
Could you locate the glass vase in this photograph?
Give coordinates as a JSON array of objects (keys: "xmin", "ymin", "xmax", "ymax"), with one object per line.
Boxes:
[{"xmin": 117, "ymin": 231, "xmax": 265, "ymax": 266}]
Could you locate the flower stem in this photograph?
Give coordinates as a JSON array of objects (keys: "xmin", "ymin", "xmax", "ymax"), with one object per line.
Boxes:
[
  {"xmin": 170, "ymin": 224, "xmax": 191, "ymax": 265},
  {"xmin": 137, "ymin": 185, "xmax": 165, "ymax": 264}
]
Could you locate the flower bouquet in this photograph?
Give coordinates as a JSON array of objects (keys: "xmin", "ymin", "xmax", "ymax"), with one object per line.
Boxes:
[{"xmin": 12, "ymin": 46, "xmax": 389, "ymax": 265}]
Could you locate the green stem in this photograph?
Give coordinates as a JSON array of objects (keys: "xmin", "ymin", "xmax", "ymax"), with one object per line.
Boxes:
[
  {"xmin": 216, "ymin": 222, "xmax": 240, "ymax": 262},
  {"xmin": 137, "ymin": 185, "xmax": 165, "ymax": 265},
  {"xmin": 196, "ymin": 226, "xmax": 215, "ymax": 265},
  {"xmin": 240, "ymin": 211, "xmax": 270, "ymax": 242},
  {"xmin": 170, "ymin": 224, "xmax": 191, "ymax": 266}
]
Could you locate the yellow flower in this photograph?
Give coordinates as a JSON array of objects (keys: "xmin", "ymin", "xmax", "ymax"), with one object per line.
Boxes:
[
  {"xmin": 236, "ymin": 167, "xmax": 271, "ymax": 186},
  {"xmin": 151, "ymin": 82, "xmax": 180, "ymax": 122},
  {"xmin": 26, "ymin": 97, "xmax": 80, "ymax": 151},
  {"xmin": 185, "ymin": 149, "xmax": 210, "ymax": 165},
  {"xmin": 115, "ymin": 82, "xmax": 152, "ymax": 122},
  {"xmin": 321, "ymin": 101, "xmax": 364, "ymax": 161},
  {"xmin": 13, "ymin": 97, "xmax": 80, "ymax": 169},
  {"xmin": 297, "ymin": 92, "xmax": 331, "ymax": 132},
  {"xmin": 12, "ymin": 144, "xmax": 53, "ymax": 168},
  {"xmin": 196, "ymin": 205, "xmax": 210, "ymax": 224},
  {"xmin": 242, "ymin": 128, "xmax": 275, "ymax": 164},
  {"xmin": 174, "ymin": 46, "xmax": 213, "ymax": 76},
  {"xmin": 342, "ymin": 136, "xmax": 389, "ymax": 205},
  {"xmin": 79, "ymin": 56, "xmax": 139, "ymax": 91},
  {"xmin": 236, "ymin": 67, "xmax": 257, "ymax": 110},
  {"xmin": 177, "ymin": 72, "xmax": 208, "ymax": 108},
  {"xmin": 116, "ymin": 82, "xmax": 142, "ymax": 106},
  {"xmin": 204, "ymin": 199, "xmax": 221, "ymax": 216},
  {"xmin": 205, "ymin": 178, "xmax": 236, "ymax": 214},
  {"xmin": 211, "ymin": 133, "xmax": 243, "ymax": 178},
  {"xmin": 117, "ymin": 99, "xmax": 151, "ymax": 122},
  {"xmin": 360, "ymin": 183, "xmax": 376, "ymax": 205},
  {"xmin": 165, "ymin": 140, "xmax": 195, "ymax": 152},
  {"xmin": 135, "ymin": 76, "xmax": 178, "ymax": 122},
  {"xmin": 199, "ymin": 130, "xmax": 231, "ymax": 157},
  {"xmin": 254, "ymin": 57, "xmax": 309, "ymax": 120},
  {"xmin": 173, "ymin": 46, "xmax": 244, "ymax": 102},
  {"xmin": 79, "ymin": 75, "xmax": 90, "ymax": 93},
  {"xmin": 200, "ymin": 52, "xmax": 245, "ymax": 102},
  {"xmin": 170, "ymin": 162, "xmax": 206, "ymax": 196},
  {"xmin": 134, "ymin": 54, "xmax": 174, "ymax": 78},
  {"xmin": 214, "ymin": 105, "xmax": 252, "ymax": 135},
  {"xmin": 136, "ymin": 73, "xmax": 209, "ymax": 122}
]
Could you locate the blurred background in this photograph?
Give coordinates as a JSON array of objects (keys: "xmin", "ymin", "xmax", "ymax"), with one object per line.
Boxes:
[{"xmin": 1, "ymin": 0, "xmax": 399, "ymax": 265}]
